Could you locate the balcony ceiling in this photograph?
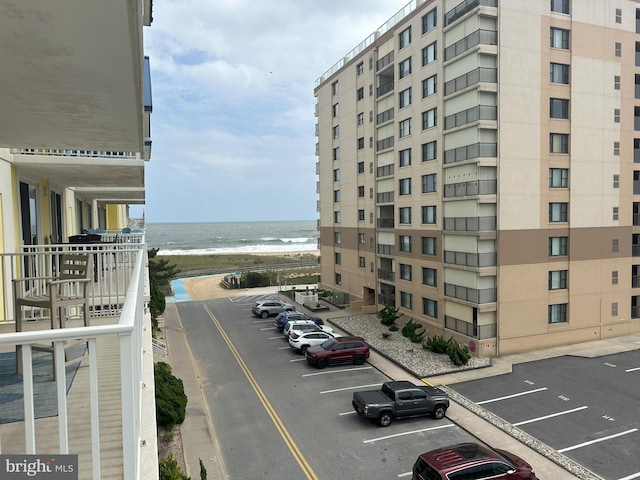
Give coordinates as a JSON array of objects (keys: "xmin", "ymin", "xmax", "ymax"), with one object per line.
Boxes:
[{"xmin": 0, "ymin": 1, "xmax": 144, "ymax": 152}]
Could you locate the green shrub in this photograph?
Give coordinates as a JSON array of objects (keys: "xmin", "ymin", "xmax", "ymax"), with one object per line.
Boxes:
[
  {"xmin": 401, "ymin": 320, "xmax": 425, "ymax": 343},
  {"xmin": 159, "ymin": 453, "xmax": 190, "ymax": 480},
  {"xmin": 423, "ymin": 335, "xmax": 471, "ymax": 366},
  {"xmin": 155, "ymin": 362, "xmax": 188, "ymax": 428},
  {"xmin": 378, "ymin": 305, "xmax": 402, "ymax": 326},
  {"xmin": 388, "ymin": 325, "xmax": 399, "ymax": 331}
]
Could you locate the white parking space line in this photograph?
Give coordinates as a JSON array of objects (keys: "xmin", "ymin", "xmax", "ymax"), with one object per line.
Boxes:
[
  {"xmin": 278, "ymin": 346, "xmax": 291, "ymax": 350},
  {"xmin": 260, "ymin": 327, "xmax": 276, "ymax": 331},
  {"xmin": 363, "ymin": 424, "xmax": 454, "ymax": 443},
  {"xmin": 619, "ymin": 472, "xmax": 640, "ymax": 480},
  {"xmin": 338, "ymin": 411, "xmax": 357, "ymax": 416},
  {"xmin": 626, "ymin": 366, "xmax": 640, "ymax": 372},
  {"xmin": 476, "ymin": 387, "xmax": 547, "ymax": 405},
  {"xmin": 290, "ymin": 358, "xmax": 306, "ymax": 362},
  {"xmin": 398, "ymin": 472, "xmax": 412, "ymax": 478},
  {"xmin": 268, "ymin": 336, "xmax": 283, "ymax": 340},
  {"xmin": 302, "ymin": 366, "xmax": 373, "ymax": 377},
  {"xmin": 558, "ymin": 428, "xmax": 638, "ymax": 453},
  {"xmin": 254, "ymin": 320, "xmax": 273, "ymax": 324},
  {"xmin": 513, "ymin": 406, "xmax": 588, "ymax": 426},
  {"xmin": 321, "ymin": 383, "xmax": 383, "ymax": 394}
]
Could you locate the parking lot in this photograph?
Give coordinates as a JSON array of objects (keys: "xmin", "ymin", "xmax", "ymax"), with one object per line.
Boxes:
[
  {"xmin": 174, "ymin": 294, "xmax": 483, "ymax": 479},
  {"xmin": 451, "ymin": 352, "xmax": 640, "ymax": 480}
]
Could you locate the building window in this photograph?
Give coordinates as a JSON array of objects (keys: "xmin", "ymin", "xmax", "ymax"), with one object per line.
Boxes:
[
  {"xmin": 612, "ymin": 270, "xmax": 619, "ymax": 285},
  {"xmin": 551, "ymin": 0, "xmax": 570, "ymax": 14},
  {"xmin": 333, "ymin": 190, "xmax": 340, "ymax": 202},
  {"xmin": 612, "ymin": 302, "xmax": 618, "ymax": 316},
  {"xmin": 358, "ymin": 186, "xmax": 365, "ymax": 198},
  {"xmin": 422, "ymin": 267, "xmax": 437, "ymax": 287},
  {"xmin": 422, "ymin": 236, "xmax": 437, "ymax": 255},
  {"xmin": 335, "ymin": 252, "xmax": 341, "ymax": 265},
  {"xmin": 334, "ymin": 231, "xmax": 341, "ymax": 244},
  {"xmin": 333, "ymin": 125, "xmax": 339, "ymax": 139},
  {"xmin": 549, "ymin": 168, "xmax": 568, "ymax": 188},
  {"xmin": 423, "ymin": 298, "xmax": 438, "ymax": 319},
  {"xmin": 399, "ymin": 207, "xmax": 412, "ymax": 224},
  {"xmin": 550, "ymin": 63, "xmax": 570, "ymax": 84},
  {"xmin": 399, "ymin": 27, "xmax": 411, "ymax": 48},
  {"xmin": 335, "ymin": 273, "xmax": 342, "ymax": 285},
  {"xmin": 422, "ymin": 108, "xmax": 437, "ymax": 130},
  {"xmin": 615, "ymin": 75, "xmax": 621, "ymax": 90},
  {"xmin": 422, "ymin": 42, "xmax": 437, "ymax": 66},
  {"xmin": 399, "ymin": 148, "xmax": 412, "ymax": 167},
  {"xmin": 399, "ymin": 235, "xmax": 412, "ymax": 252},
  {"xmin": 549, "ymin": 202, "xmax": 568, "ymax": 222},
  {"xmin": 399, "ymin": 178, "xmax": 412, "ymax": 195},
  {"xmin": 550, "ymin": 27, "xmax": 570, "ymax": 49},
  {"xmin": 333, "ymin": 169, "xmax": 340, "ymax": 181},
  {"xmin": 356, "ymin": 62, "xmax": 364, "ymax": 75},
  {"xmin": 614, "ymin": 174, "xmax": 620, "ymax": 188},
  {"xmin": 357, "ymin": 161, "xmax": 364, "ymax": 173},
  {"xmin": 400, "ymin": 292, "xmax": 413, "ymax": 309},
  {"xmin": 358, "ymin": 209, "xmax": 365, "ymax": 221},
  {"xmin": 357, "ymin": 112, "xmax": 364, "ymax": 125},
  {"xmin": 614, "ymin": 141, "xmax": 620, "ymax": 156},
  {"xmin": 399, "ymin": 87, "xmax": 412, "ymax": 108},
  {"xmin": 422, "ymin": 75, "xmax": 437, "ymax": 98},
  {"xmin": 422, "ymin": 8, "xmax": 437, "ymax": 34},
  {"xmin": 548, "ymin": 303, "xmax": 567, "ymax": 323},
  {"xmin": 333, "ymin": 147, "xmax": 340, "ymax": 161},
  {"xmin": 616, "ymin": 8, "xmax": 622, "ymax": 23},
  {"xmin": 399, "ymin": 118, "xmax": 412, "ymax": 138},
  {"xmin": 549, "ymin": 270, "xmax": 567, "ymax": 290},
  {"xmin": 422, "ymin": 141, "xmax": 437, "ymax": 162},
  {"xmin": 358, "ymin": 137, "xmax": 364, "ymax": 149},
  {"xmin": 614, "ymin": 108, "xmax": 621, "ymax": 123},
  {"xmin": 550, "ymin": 98, "xmax": 569, "ymax": 118},
  {"xmin": 400, "ymin": 264, "xmax": 412, "ymax": 281},
  {"xmin": 422, "ymin": 205, "xmax": 436, "ymax": 224},
  {"xmin": 615, "ymin": 42, "xmax": 622, "ymax": 57},
  {"xmin": 334, "ymin": 211, "xmax": 341, "ymax": 223},
  {"xmin": 359, "ymin": 233, "xmax": 365, "ymax": 244},
  {"xmin": 612, "ymin": 238, "xmax": 619, "ymax": 252},
  {"xmin": 332, "ymin": 103, "xmax": 339, "ymax": 117},
  {"xmin": 399, "ymin": 57, "xmax": 412, "ymax": 78},
  {"xmin": 550, "ymin": 133, "xmax": 569, "ymax": 153},
  {"xmin": 331, "ymin": 81, "xmax": 339, "ymax": 95},
  {"xmin": 549, "ymin": 236, "xmax": 568, "ymax": 256},
  {"xmin": 359, "ymin": 256, "xmax": 366, "ymax": 268},
  {"xmin": 613, "ymin": 207, "xmax": 619, "ymax": 221},
  {"xmin": 422, "ymin": 174, "xmax": 437, "ymax": 193},
  {"xmin": 357, "ymin": 87, "xmax": 364, "ymax": 100}
]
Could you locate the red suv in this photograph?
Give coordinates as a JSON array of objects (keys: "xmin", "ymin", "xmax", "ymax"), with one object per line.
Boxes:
[
  {"xmin": 412, "ymin": 443, "xmax": 537, "ymax": 480},
  {"xmin": 305, "ymin": 336, "xmax": 369, "ymax": 369}
]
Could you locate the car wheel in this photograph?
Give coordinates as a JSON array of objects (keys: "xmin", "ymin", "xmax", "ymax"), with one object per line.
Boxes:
[
  {"xmin": 316, "ymin": 358, "xmax": 328, "ymax": 369},
  {"xmin": 261, "ymin": 311, "xmax": 269, "ymax": 319},
  {"xmin": 300, "ymin": 345, "xmax": 309, "ymax": 354},
  {"xmin": 432, "ymin": 405, "xmax": 447, "ymax": 419},
  {"xmin": 378, "ymin": 412, "xmax": 393, "ymax": 427},
  {"xmin": 353, "ymin": 355, "xmax": 365, "ymax": 365}
]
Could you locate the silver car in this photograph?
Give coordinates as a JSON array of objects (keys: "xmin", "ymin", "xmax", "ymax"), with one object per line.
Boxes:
[{"xmin": 251, "ymin": 299, "xmax": 294, "ymax": 318}]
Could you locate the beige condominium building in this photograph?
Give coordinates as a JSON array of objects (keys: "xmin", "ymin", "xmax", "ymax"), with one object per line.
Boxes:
[{"xmin": 314, "ymin": 0, "xmax": 640, "ymax": 357}]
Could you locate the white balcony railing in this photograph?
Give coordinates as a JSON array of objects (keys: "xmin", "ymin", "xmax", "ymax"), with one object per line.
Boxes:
[{"xmin": 0, "ymin": 239, "xmax": 157, "ymax": 479}]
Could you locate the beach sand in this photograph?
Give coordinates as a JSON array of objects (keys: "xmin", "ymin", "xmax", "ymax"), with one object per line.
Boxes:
[{"xmin": 178, "ymin": 249, "xmax": 319, "ymax": 301}]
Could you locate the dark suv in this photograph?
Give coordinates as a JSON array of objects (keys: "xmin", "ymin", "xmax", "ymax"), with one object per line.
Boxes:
[
  {"xmin": 274, "ymin": 311, "xmax": 323, "ymax": 331},
  {"xmin": 412, "ymin": 442, "xmax": 537, "ymax": 480},
  {"xmin": 305, "ymin": 336, "xmax": 369, "ymax": 369}
]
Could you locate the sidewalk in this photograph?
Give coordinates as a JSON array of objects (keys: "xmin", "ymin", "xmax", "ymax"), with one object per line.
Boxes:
[{"xmin": 162, "ymin": 287, "xmax": 640, "ymax": 480}]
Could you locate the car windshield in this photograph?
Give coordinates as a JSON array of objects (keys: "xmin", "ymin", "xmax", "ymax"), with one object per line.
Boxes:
[{"xmin": 320, "ymin": 338, "xmax": 337, "ymax": 350}]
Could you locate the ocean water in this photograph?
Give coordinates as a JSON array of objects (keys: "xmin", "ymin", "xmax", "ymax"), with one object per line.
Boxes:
[{"xmin": 145, "ymin": 220, "xmax": 319, "ymax": 255}]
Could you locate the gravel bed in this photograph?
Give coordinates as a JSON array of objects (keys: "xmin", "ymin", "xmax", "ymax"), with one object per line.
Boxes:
[{"xmin": 327, "ymin": 314, "xmax": 491, "ymax": 378}]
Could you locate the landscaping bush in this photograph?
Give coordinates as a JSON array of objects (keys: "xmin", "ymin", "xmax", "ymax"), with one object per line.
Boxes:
[
  {"xmin": 378, "ymin": 305, "xmax": 402, "ymax": 326},
  {"xmin": 423, "ymin": 335, "xmax": 471, "ymax": 366},
  {"xmin": 155, "ymin": 362, "xmax": 188, "ymax": 428},
  {"xmin": 401, "ymin": 319, "xmax": 425, "ymax": 343},
  {"xmin": 159, "ymin": 453, "xmax": 190, "ymax": 480}
]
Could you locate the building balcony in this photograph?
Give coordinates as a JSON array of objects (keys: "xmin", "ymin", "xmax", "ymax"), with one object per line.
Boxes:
[
  {"xmin": 376, "ymin": 192, "xmax": 395, "ymax": 204},
  {"xmin": 444, "ymin": 179, "xmax": 497, "ymax": 198},
  {"xmin": 444, "ymin": 315, "xmax": 496, "ymax": 340},
  {"xmin": 444, "ymin": 29, "xmax": 498, "ymax": 62},
  {"xmin": 444, "ymin": 0, "xmax": 498, "ymax": 27},
  {"xmin": 444, "ymin": 67, "xmax": 497, "ymax": 97},
  {"xmin": 378, "ymin": 269, "xmax": 395, "ymax": 282},
  {"xmin": 444, "ymin": 105, "xmax": 497, "ymax": 131},
  {"xmin": 443, "ymin": 216, "xmax": 497, "ymax": 232},
  {"xmin": 377, "ymin": 218, "xmax": 395, "ymax": 229},
  {"xmin": 377, "ymin": 244, "xmax": 395, "ymax": 256},
  {"xmin": 0, "ymin": 238, "xmax": 157, "ymax": 479},
  {"xmin": 444, "ymin": 250, "xmax": 497, "ymax": 268},
  {"xmin": 444, "ymin": 142, "xmax": 497, "ymax": 165},
  {"xmin": 444, "ymin": 283, "xmax": 497, "ymax": 305}
]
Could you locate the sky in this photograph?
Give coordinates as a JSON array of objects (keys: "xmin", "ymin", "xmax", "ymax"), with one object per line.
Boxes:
[{"xmin": 129, "ymin": 0, "xmax": 411, "ymax": 223}]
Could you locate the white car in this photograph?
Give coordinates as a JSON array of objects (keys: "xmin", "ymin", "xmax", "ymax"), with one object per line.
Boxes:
[
  {"xmin": 289, "ymin": 330, "xmax": 341, "ymax": 354},
  {"xmin": 283, "ymin": 320, "xmax": 334, "ymax": 339}
]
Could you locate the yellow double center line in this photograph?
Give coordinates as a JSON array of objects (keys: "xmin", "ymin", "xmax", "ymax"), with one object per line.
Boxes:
[{"xmin": 203, "ymin": 304, "xmax": 318, "ymax": 480}]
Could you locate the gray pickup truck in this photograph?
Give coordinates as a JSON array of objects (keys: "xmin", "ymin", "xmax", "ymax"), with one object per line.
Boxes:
[{"xmin": 352, "ymin": 380, "xmax": 449, "ymax": 427}]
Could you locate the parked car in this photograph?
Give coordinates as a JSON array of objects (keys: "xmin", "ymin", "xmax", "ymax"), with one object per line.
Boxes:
[
  {"xmin": 288, "ymin": 330, "xmax": 341, "ymax": 354},
  {"xmin": 274, "ymin": 311, "xmax": 323, "ymax": 331},
  {"xmin": 283, "ymin": 320, "xmax": 333, "ymax": 340},
  {"xmin": 412, "ymin": 442, "xmax": 537, "ymax": 480},
  {"xmin": 352, "ymin": 381, "xmax": 449, "ymax": 427},
  {"xmin": 305, "ymin": 336, "xmax": 369, "ymax": 369},
  {"xmin": 251, "ymin": 299, "xmax": 294, "ymax": 318}
]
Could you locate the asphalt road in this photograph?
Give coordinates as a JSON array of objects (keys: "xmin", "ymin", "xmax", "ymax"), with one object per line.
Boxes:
[
  {"xmin": 451, "ymin": 352, "xmax": 640, "ymax": 480},
  {"xmin": 175, "ymin": 294, "xmax": 482, "ymax": 479}
]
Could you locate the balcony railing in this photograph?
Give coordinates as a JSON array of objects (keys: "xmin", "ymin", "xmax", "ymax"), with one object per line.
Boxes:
[
  {"xmin": 444, "ymin": 142, "xmax": 497, "ymax": 165},
  {"xmin": 378, "ymin": 269, "xmax": 395, "ymax": 281},
  {"xmin": 0, "ymin": 240, "xmax": 155, "ymax": 479},
  {"xmin": 444, "ymin": 179, "xmax": 497, "ymax": 198},
  {"xmin": 445, "ymin": 0, "xmax": 498, "ymax": 26},
  {"xmin": 444, "ymin": 283, "xmax": 497, "ymax": 304},
  {"xmin": 12, "ymin": 148, "xmax": 138, "ymax": 159},
  {"xmin": 444, "ymin": 29, "xmax": 498, "ymax": 61},
  {"xmin": 377, "ymin": 191, "xmax": 394, "ymax": 204},
  {"xmin": 377, "ymin": 82, "xmax": 394, "ymax": 98},
  {"xmin": 444, "ymin": 67, "xmax": 497, "ymax": 96},
  {"xmin": 443, "ymin": 216, "xmax": 497, "ymax": 232},
  {"xmin": 378, "ymin": 244, "xmax": 395, "ymax": 256},
  {"xmin": 376, "ymin": 164, "xmax": 394, "ymax": 178},
  {"xmin": 444, "ymin": 105, "xmax": 497, "ymax": 130},
  {"xmin": 377, "ymin": 218, "xmax": 395, "ymax": 229},
  {"xmin": 445, "ymin": 315, "xmax": 496, "ymax": 339},
  {"xmin": 444, "ymin": 250, "xmax": 497, "ymax": 267}
]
